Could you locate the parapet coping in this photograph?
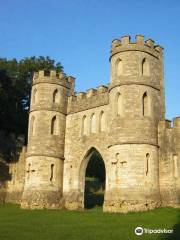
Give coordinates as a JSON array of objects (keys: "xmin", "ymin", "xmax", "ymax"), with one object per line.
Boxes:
[
  {"xmin": 108, "ymin": 142, "xmax": 159, "ymax": 148},
  {"xmin": 109, "ymin": 82, "xmax": 160, "ymax": 92},
  {"xmin": 29, "ymin": 108, "xmax": 67, "ymax": 116},
  {"xmin": 32, "ymin": 81, "xmax": 71, "ymax": 90},
  {"xmin": 26, "ymin": 153, "xmax": 65, "ymax": 160}
]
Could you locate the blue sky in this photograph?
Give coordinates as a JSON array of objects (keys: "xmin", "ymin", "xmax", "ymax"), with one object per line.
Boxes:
[{"xmin": 0, "ymin": 0, "xmax": 179, "ymax": 119}]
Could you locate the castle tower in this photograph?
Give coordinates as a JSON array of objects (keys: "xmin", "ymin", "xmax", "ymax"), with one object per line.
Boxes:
[
  {"xmin": 104, "ymin": 35, "xmax": 165, "ymax": 212},
  {"xmin": 21, "ymin": 70, "xmax": 74, "ymax": 208}
]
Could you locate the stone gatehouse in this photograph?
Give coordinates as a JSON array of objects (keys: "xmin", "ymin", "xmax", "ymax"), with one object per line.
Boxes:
[{"xmin": 4, "ymin": 35, "xmax": 180, "ymax": 213}]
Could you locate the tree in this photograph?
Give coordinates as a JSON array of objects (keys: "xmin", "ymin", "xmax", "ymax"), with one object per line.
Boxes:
[
  {"xmin": 86, "ymin": 152, "xmax": 105, "ymax": 183},
  {"xmin": 0, "ymin": 56, "xmax": 63, "ymax": 161}
]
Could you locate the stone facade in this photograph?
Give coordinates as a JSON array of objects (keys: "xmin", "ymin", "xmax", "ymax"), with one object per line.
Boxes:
[{"xmin": 4, "ymin": 35, "xmax": 180, "ymax": 213}]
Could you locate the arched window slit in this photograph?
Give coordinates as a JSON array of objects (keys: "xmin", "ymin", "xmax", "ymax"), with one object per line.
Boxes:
[
  {"xmin": 50, "ymin": 164, "xmax": 54, "ymax": 181},
  {"xmin": 116, "ymin": 59, "xmax": 123, "ymax": 76},
  {"xmin": 142, "ymin": 58, "xmax": 150, "ymax": 76},
  {"xmin": 51, "ymin": 116, "xmax": 58, "ymax": 135}
]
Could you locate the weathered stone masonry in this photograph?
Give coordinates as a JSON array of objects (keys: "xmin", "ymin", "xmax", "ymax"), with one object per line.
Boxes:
[{"xmin": 2, "ymin": 35, "xmax": 180, "ymax": 213}]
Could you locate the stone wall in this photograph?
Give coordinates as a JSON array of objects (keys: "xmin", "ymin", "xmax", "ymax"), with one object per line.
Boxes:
[
  {"xmin": 63, "ymin": 103, "xmax": 109, "ymax": 210},
  {"xmin": 0, "ymin": 158, "xmax": 10, "ymax": 202},
  {"xmin": 159, "ymin": 118, "xmax": 180, "ymax": 207},
  {"xmin": 5, "ymin": 146, "xmax": 26, "ymax": 203}
]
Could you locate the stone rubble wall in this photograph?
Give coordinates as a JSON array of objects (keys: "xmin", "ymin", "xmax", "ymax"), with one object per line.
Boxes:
[{"xmin": 5, "ymin": 146, "xmax": 26, "ymax": 203}]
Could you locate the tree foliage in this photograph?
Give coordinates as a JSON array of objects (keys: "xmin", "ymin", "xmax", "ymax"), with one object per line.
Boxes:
[
  {"xmin": 0, "ymin": 56, "xmax": 63, "ymax": 161},
  {"xmin": 86, "ymin": 152, "xmax": 105, "ymax": 183}
]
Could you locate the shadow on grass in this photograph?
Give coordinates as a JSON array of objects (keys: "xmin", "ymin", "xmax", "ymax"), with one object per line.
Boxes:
[{"xmin": 158, "ymin": 212, "xmax": 180, "ymax": 240}]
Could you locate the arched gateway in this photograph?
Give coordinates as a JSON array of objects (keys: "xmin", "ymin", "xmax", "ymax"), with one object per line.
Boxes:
[
  {"xmin": 62, "ymin": 146, "xmax": 107, "ymax": 211},
  {"xmin": 79, "ymin": 147, "xmax": 106, "ymax": 209}
]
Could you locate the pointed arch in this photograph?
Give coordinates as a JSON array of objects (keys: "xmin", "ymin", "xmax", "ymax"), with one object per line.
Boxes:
[
  {"xmin": 99, "ymin": 111, "xmax": 106, "ymax": 132},
  {"xmin": 115, "ymin": 92, "xmax": 122, "ymax": 116},
  {"xmin": 51, "ymin": 116, "xmax": 58, "ymax": 135},
  {"xmin": 82, "ymin": 115, "xmax": 88, "ymax": 136},
  {"xmin": 53, "ymin": 89, "xmax": 60, "ymax": 103},
  {"xmin": 90, "ymin": 113, "xmax": 96, "ymax": 133},
  {"xmin": 79, "ymin": 147, "xmax": 106, "ymax": 209},
  {"xmin": 142, "ymin": 92, "xmax": 149, "ymax": 116},
  {"xmin": 116, "ymin": 58, "xmax": 123, "ymax": 76},
  {"xmin": 32, "ymin": 88, "xmax": 37, "ymax": 104},
  {"xmin": 30, "ymin": 115, "xmax": 35, "ymax": 136},
  {"xmin": 142, "ymin": 58, "xmax": 150, "ymax": 76}
]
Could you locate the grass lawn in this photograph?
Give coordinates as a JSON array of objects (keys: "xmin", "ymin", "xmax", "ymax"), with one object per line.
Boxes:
[{"xmin": 0, "ymin": 204, "xmax": 180, "ymax": 240}]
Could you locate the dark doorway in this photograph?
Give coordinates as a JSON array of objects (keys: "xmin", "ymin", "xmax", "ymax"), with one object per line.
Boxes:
[{"xmin": 84, "ymin": 149, "xmax": 105, "ymax": 209}]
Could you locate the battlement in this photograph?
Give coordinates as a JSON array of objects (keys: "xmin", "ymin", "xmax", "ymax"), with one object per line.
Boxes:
[
  {"xmin": 68, "ymin": 85, "xmax": 109, "ymax": 113},
  {"xmin": 111, "ymin": 35, "xmax": 163, "ymax": 59},
  {"xmin": 160, "ymin": 118, "xmax": 180, "ymax": 130},
  {"xmin": 173, "ymin": 117, "xmax": 180, "ymax": 127},
  {"xmin": 33, "ymin": 70, "xmax": 75, "ymax": 89},
  {"xmin": 68, "ymin": 85, "xmax": 108, "ymax": 102}
]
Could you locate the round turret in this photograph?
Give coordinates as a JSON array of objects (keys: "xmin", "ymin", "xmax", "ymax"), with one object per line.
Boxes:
[
  {"xmin": 27, "ymin": 70, "xmax": 74, "ymax": 157},
  {"xmin": 104, "ymin": 35, "xmax": 164, "ymax": 212},
  {"xmin": 108, "ymin": 35, "xmax": 165, "ymax": 145},
  {"xmin": 21, "ymin": 70, "xmax": 75, "ymax": 209}
]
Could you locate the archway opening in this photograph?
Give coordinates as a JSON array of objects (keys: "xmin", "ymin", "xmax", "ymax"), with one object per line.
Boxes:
[{"xmin": 84, "ymin": 149, "xmax": 105, "ymax": 209}]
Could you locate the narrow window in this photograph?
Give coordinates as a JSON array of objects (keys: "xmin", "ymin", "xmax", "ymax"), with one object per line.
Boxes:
[
  {"xmin": 116, "ymin": 59, "xmax": 123, "ymax": 76},
  {"xmin": 142, "ymin": 92, "xmax": 149, "ymax": 116},
  {"xmin": 145, "ymin": 153, "xmax": 150, "ymax": 176},
  {"xmin": 142, "ymin": 58, "xmax": 150, "ymax": 76},
  {"xmin": 90, "ymin": 114, "xmax": 96, "ymax": 133},
  {"xmin": 173, "ymin": 155, "xmax": 178, "ymax": 178},
  {"xmin": 51, "ymin": 116, "xmax": 58, "ymax": 135},
  {"xmin": 30, "ymin": 116, "xmax": 35, "ymax": 136},
  {"xmin": 32, "ymin": 88, "xmax": 37, "ymax": 104},
  {"xmin": 50, "ymin": 164, "xmax": 54, "ymax": 181},
  {"xmin": 116, "ymin": 93, "xmax": 122, "ymax": 116},
  {"xmin": 100, "ymin": 111, "xmax": 106, "ymax": 132},
  {"xmin": 53, "ymin": 89, "xmax": 59, "ymax": 103},
  {"xmin": 27, "ymin": 163, "xmax": 31, "ymax": 179},
  {"xmin": 82, "ymin": 115, "xmax": 88, "ymax": 135}
]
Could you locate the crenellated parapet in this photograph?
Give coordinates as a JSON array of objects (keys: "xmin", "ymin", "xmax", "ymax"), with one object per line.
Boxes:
[
  {"xmin": 158, "ymin": 117, "xmax": 180, "ymax": 158},
  {"xmin": 173, "ymin": 117, "xmax": 180, "ymax": 153},
  {"xmin": 158, "ymin": 117, "xmax": 180, "ymax": 206},
  {"xmin": 33, "ymin": 70, "xmax": 75, "ymax": 91},
  {"xmin": 67, "ymin": 85, "xmax": 109, "ymax": 114},
  {"xmin": 111, "ymin": 35, "xmax": 163, "ymax": 59}
]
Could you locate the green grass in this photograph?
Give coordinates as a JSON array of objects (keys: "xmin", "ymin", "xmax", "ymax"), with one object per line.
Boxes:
[{"xmin": 0, "ymin": 204, "xmax": 180, "ymax": 240}]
